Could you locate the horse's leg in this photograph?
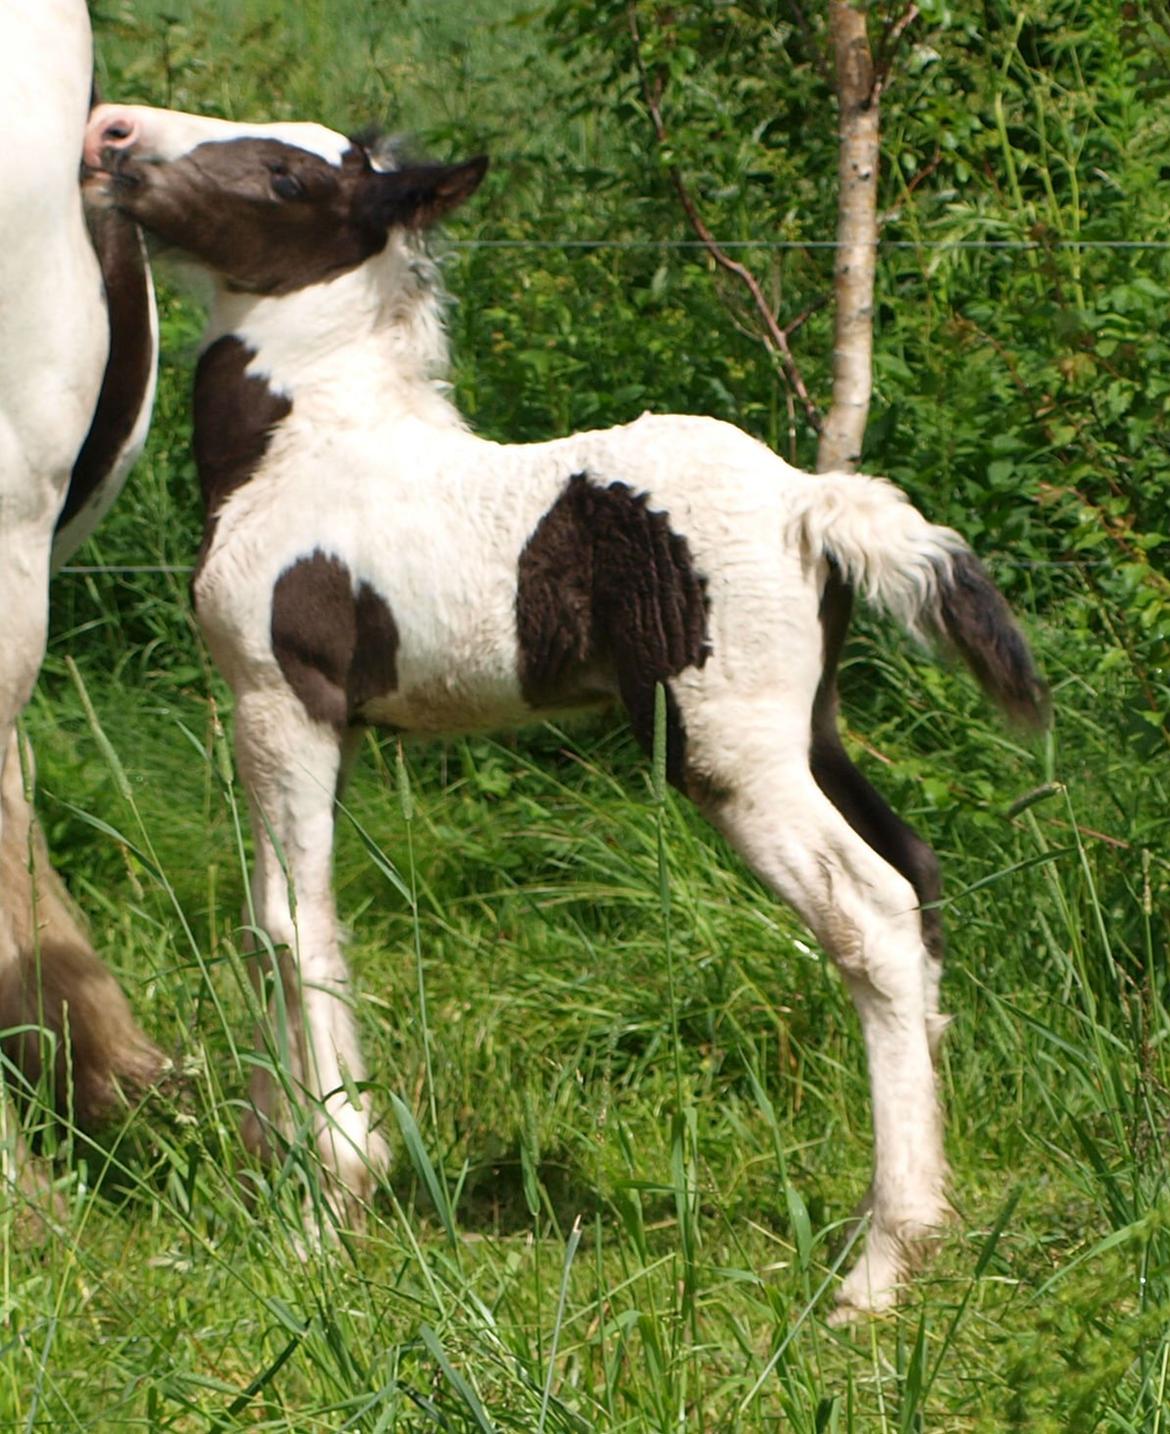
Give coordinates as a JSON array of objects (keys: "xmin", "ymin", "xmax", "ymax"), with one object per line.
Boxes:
[
  {"xmin": 810, "ymin": 723, "xmax": 951, "ymax": 1078},
  {"xmin": 812, "ymin": 572, "xmax": 949, "ymax": 1062},
  {"xmin": 689, "ymin": 706, "xmax": 949, "ymax": 1318},
  {"xmin": 0, "ymin": 515, "xmax": 51, "ymax": 810},
  {"xmin": 234, "ymin": 690, "xmax": 387, "ymax": 1221},
  {"xmin": 0, "ymin": 727, "xmax": 162, "ymax": 1130},
  {"xmin": 0, "ymin": 472, "xmax": 69, "ymax": 1066},
  {"xmin": 0, "ymin": 522, "xmax": 57, "ymax": 1112},
  {"xmin": 335, "ymin": 728, "xmax": 366, "ymax": 802}
]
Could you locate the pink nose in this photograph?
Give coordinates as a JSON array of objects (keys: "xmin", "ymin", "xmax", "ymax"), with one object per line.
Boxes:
[{"xmin": 84, "ymin": 105, "xmax": 140, "ymax": 170}]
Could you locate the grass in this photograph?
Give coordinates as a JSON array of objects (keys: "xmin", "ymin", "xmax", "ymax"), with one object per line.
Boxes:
[
  {"xmin": 7, "ymin": 597, "xmax": 1169, "ymax": 1428},
  {"xmin": 4, "ymin": 1, "xmax": 1170, "ymax": 1428}
]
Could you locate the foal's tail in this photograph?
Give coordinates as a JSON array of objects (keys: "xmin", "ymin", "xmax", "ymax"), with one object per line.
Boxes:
[{"xmin": 791, "ymin": 472, "xmax": 1050, "ymax": 727}]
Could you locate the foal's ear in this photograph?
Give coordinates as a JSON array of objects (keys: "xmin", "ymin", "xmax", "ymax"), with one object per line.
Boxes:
[{"xmin": 368, "ymin": 155, "xmax": 489, "ymax": 231}]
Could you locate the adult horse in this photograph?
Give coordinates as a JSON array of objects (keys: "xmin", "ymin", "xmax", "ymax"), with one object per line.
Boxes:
[{"xmin": 0, "ymin": 0, "xmax": 161, "ymax": 1167}]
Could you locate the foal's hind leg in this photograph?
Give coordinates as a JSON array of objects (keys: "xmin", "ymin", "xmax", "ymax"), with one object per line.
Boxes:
[
  {"xmin": 234, "ymin": 689, "xmax": 387, "ymax": 1222},
  {"xmin": 812, "ymin": 572, "xmax": 949, "ymax": 1063},
  {"xmin": 697, "ymin": 736, "xmax": 949, "ymax": 1317},
  {"xmin": 810, "ymin": 723, "xmax": 949, "ymax": 1064}
]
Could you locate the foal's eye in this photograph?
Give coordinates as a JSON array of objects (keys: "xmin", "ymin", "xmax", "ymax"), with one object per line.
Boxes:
[{"xmin": 270, "ymin": 168, "xmax": 306, "ymax": 201}]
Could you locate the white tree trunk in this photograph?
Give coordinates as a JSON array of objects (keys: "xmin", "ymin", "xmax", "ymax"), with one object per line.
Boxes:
[{"xmin": 818, "ymin": 1, "xmax": 879, "ymax": 474}]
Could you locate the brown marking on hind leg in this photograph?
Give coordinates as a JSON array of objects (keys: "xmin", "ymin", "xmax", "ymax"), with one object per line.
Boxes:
[{"xmin": 812, "ymin": 569, "xmax": 952, "ymax": 1063}]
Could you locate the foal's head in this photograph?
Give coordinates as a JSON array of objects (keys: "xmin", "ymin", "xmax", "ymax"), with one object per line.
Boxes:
[{"xmin": 85, "ymin": 106, "xmax": 487, "ymax": 297}]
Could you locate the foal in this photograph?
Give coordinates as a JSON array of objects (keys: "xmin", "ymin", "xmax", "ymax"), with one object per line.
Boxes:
[{"xmin": 87, "ymin": 103, "xmax": 1048, "ymax": 1318}]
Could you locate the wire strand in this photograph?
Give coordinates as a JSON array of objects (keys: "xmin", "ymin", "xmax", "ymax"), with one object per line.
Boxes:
[
  {"xmin": 55, "ymin": 557, "xmax": 1108, "ymax": 577},
  {"xmin": 58, "ymin": 564, "xmax": 193, "ymax": 575},
  {"xmin": 448, "ymin": 237, "xmax": 1170, "ymax": 251}
]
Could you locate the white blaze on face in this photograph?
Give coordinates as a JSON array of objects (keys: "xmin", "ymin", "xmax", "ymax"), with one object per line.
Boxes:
[{"xmin": 85, "ymin": 103, "xmax": 351, "ymax": 171}]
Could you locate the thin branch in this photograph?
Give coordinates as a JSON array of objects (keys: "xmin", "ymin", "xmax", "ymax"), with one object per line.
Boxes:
[
  {"xmin": 717, "ymin": 289, "xmax": 827, "ymax": 374},
  {"xmin": 784, "ymin": 383, "xmax": 798, "ymax": 464},
  {"xmin": 877, "ymin": 143, "xmax": 942, "ymax": 228},
  {"xmin": 871, "ymin": 3, "xmax": 919, "ymax": 103},
  {"xmin": 627, "ymin": 6, "xmax": 822, "ymax": 431},
  {"xmin": 781, "ymin": 294, "xmax": 829, "ymax": 342},
  {"xmin": 901, "ymin": 142, "xmax": 942, "ymax": 200}
]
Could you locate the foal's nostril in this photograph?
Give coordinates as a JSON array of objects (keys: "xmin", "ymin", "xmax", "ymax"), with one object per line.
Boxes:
[{"xmin": 84, "ymin": 107, "xmax": 142, "ymax": 171}]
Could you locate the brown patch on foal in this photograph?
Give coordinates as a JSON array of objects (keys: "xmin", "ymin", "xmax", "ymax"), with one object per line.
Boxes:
[
  {"xmin": 516, "ymin": 474, "xmax": 710, "ymax": 786},
  {"xmin": 192, "ymin": 336, "xmax": 292, "ymax": 573},
  {"xmin": 111, "ymin": 140, "xmax": 378, "ymax": 296},
  {"xmin": 271, "ymin": 551, "xmax": 399, "ymax": 728},
  {"xmin": 0, "ymin": 739, "xmax": 163, "ymax": 1129}
]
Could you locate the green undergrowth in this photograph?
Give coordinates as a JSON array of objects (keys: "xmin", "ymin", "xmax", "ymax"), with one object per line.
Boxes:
[
  {"xmin": 5, "ymin": 1, "xmax": 1167, "ymax": 1427},
  {"xmin": 6, "ymin": 584, "xmax": 1169, "ymax": 1429}
]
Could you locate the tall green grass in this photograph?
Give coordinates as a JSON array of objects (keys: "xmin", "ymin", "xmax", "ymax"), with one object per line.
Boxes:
[
  {"xmin": 8, "ymin": 588, "xmax": 1169, "ymax": 1426},
  {"xmin": 3, "ymin": 1, "xmax": 1167, "ymax": 1427}
]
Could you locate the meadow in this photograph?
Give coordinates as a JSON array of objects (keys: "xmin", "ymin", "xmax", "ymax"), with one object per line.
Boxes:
[{"xmin": 4, "ymin": 1, "xmax": 1169, "ymax": 1427}]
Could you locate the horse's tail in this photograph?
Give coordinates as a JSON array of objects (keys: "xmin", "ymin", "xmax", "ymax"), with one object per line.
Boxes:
[
  {"xmin": 791, "ymin": 471, "xmax": 1050, "ymax": 728},
  {"xmin": 1, "ymin": 742, "xmax": 165, "ymax": 1129}
]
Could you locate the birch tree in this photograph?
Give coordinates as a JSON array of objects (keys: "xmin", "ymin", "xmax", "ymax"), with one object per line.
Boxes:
[
  {"xmin": 818, "ymin": 2, "xmax": 919, "ymax": 472},
  {"xmin": 818, "ymin": 2, "xmax": 880, "ymax": 471},
  {"xmin": 553, "ymin": 1, "xmax": 921, "ymax": 474}
]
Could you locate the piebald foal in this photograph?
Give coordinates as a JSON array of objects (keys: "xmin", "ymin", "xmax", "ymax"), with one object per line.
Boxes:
[{"xmin": 87, "ymin": 103, "xmax": 1047, "ymax": 1317}]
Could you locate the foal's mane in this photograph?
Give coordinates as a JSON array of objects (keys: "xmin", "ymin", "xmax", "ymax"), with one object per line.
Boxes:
[
  {"xmin": 349, "ymin": 129, "xmax": 460, "ymax": 387},
  {"xmin": 349, "ymin": 127, "xmax": 414, "ymax": 172}
]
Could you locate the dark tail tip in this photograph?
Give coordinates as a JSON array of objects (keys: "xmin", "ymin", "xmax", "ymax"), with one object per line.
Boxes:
[{"xmin": 936, "ymin": 551, "xmax": 1050, "ymax": 729}]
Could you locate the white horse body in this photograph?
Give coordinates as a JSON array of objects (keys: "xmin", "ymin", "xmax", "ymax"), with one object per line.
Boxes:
[
  {"xmin": 197, "ymin": 411, "xmax": 813, "ymax": 728},
  {"xmin": 88, "ymin": 101, "xmax": 1048, "ymax": 1317},
  {"xmin": 0, "ymin": 1, "xmax": 106, "ymax": 716},
  {"xmin": 0, "ymin": 5, "xmax": 161, "ymax": 1158}
]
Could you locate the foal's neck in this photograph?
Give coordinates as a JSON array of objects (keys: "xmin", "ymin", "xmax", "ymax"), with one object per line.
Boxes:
[{"xmin": 204, "ymin": 248, "xmax": 464, "ymax": 429}]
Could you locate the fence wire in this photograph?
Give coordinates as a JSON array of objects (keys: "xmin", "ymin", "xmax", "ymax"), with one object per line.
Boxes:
[
  {"xmin": 50, "ymin": 232, "xmax": 1160, "ymax": 580},
  {"xmin": 55, "ymin": 557, "xmax": 1107, "ymax": 577},
  {"xmin": 447, "ymin": 238, "xmax": 1170, "ymax": 250}
]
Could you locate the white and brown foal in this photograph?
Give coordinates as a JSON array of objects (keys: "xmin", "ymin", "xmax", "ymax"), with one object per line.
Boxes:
[
  {"xmin": 87, "ymin": 102, "xmax": 1048, "ymax": 1317},
  {"xmin": 1, "ymin": 0, "xmax": 161, "ymax": 1164}
]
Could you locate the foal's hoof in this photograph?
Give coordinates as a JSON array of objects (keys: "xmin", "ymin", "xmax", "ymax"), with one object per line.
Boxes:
[
  {"xmin": 826, "ymin": 1282, "xmax": 900, "ymax": 1327},
  {"xmin": 829, "ymin": 1209, "xmax": 949, "ymax": 1324},
  {"xmin": 828, "ymin": 1251, "xmax": 903, "ymax": 1326},
  {"xmin": 241, "ymin": 1105, "xmax": 390, "ymax": 1242},
  {"xmin": 319, "ymin": 1125, "xmax": 391, "ymax": 1225}
]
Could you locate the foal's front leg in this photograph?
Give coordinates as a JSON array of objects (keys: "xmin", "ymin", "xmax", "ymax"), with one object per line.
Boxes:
[{"xmin": 234, "ymin": 691, "xmax": 388, "ymax": 1222}]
